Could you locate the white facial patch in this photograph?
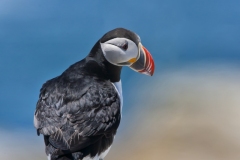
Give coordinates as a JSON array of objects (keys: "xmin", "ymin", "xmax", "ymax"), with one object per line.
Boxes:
[{"xmin": 100, "ymin": 38, "xmax": 138, "ymax": 66}]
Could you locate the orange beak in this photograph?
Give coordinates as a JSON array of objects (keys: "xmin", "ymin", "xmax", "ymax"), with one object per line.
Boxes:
[{"xmin": 130, "ymin": 43, "xmax": 155, "ymax": 76}]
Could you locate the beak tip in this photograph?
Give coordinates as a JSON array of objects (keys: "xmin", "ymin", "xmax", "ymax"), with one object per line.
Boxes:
[
  {"xmin": 141, "ymin": 70, "xmax": 154, "ymax": 76},
  {"xmin": 149, "ymin": 71, "xmax": 154, "ymax": 76}
]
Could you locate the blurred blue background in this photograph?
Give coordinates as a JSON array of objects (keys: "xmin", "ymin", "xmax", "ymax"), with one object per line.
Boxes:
[{"xmin": 1, "ymin": 0, "xmax": 240, "ymax": 159}]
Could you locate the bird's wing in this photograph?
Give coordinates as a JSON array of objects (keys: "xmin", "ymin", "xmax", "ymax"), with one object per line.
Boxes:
[{"xmin": 34, "ymin": 76, "xmax": 121, "ymax": 152}]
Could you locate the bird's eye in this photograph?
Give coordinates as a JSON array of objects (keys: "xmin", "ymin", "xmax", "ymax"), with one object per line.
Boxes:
[{"xmin": 121, "ymin": 42, "xmax": 128, "ymax": 50}]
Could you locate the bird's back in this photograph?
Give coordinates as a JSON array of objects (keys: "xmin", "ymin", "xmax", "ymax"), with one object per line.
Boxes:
[{"xmin": 34, "ymin": 59, "xmax": 121, "ymax": 160}]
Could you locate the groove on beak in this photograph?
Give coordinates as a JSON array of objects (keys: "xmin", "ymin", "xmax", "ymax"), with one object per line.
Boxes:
[{"xmin": 129, "ymin": 43, "xmax": 155, "ymax": 76}]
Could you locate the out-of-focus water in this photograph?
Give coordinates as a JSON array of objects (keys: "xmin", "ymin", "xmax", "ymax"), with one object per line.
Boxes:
[
  {"xmin": 1, "ymin": 0, "xmax": 240, "ymax": 159},
  {"xmin": 1, "ymin": 0, "xmax": 240, "ymax": 128}
]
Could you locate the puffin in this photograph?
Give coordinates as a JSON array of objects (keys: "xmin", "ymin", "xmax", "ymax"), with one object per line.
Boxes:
[{"xmin": 34, "ymin": 28, "xmax": 155, "ymax": 160}]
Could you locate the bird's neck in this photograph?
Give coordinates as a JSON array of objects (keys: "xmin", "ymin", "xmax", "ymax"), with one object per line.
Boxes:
[{"xmin": 86, "ymin": 41, "xmax": 122, "ymax": 83}]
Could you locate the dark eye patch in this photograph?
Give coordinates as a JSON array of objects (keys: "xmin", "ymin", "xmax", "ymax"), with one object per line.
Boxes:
[
  {"xmin": 121, "ymin": 42, "xmax": 128, "ymax": 50},
  {"xmin": 121, "ymin": 43, "xmax": 128, "ymax": 51}
]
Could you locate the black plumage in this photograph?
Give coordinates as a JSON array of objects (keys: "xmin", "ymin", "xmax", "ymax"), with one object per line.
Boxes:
[
  {"xmin": 35, "ymin": 58, "xmax": 121, "ymax": 159},
  {"xmin": 34, "ymin": 28, "xmax": 145, "ymax": 160},
  {"xmin": 35, "ymin": 49, "xmax": 122, "ymax": 157}
]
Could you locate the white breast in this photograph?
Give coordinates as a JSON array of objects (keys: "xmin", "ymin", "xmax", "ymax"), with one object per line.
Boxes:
[
  {"xmin": 111, "ymin": 80, "xmax": 123, "ymax": 114},
  {"xmin": 82, "ymin": 145, "xmax": 112, "ymax": 160}
]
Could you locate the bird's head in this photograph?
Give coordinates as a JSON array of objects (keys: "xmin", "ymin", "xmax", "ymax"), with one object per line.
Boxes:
[{"xmin": 99, "ymin": 28, "xmax": 155, "ymax": 76}]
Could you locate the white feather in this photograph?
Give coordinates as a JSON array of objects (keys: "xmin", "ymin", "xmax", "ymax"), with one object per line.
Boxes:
[
  {"xmin": 82, "ymin": 145, "xmax": 112, "ymax": 160},
  {"xmin": 100, "ymin": 38, "xmax": 138, "ymax": 66},
  {"xmin": 33, "ymin": 114, "xmax": 39, "ymax": 128},
  {"xmin": 47, "ymin": 154, "xmax": 51, "ymax": 160},
  {"xmin": 98, "ymin": 145, "xmax": 112, "ymax": 159},
  {"xmin": 112, "ymin": 80, "xmax": 123, "ymax": 114}
]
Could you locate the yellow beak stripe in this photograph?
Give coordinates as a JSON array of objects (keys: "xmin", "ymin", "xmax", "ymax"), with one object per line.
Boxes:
[{"xmin": 128, "ymin": 58, "xmax": 137, "ymax": 63}]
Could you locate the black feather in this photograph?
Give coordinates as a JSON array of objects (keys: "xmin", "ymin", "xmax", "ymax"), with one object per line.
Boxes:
[
  {"xmin": 34, "ymin": 60, "xmax": 121, "ymax": 158},
  {"xmin": 33, "ymin": 28, "xmax": 141, "ymax": 159}
]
